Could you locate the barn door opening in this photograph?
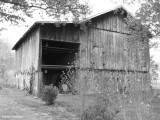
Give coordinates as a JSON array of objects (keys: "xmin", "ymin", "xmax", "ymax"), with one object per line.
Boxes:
[
  {"xmin": 41, "ymin": 39, "xmax": 80, "ymax": 89},
  {"xmin": 42, "ymin": 69, "xmax": 62, "ymax": 87}
]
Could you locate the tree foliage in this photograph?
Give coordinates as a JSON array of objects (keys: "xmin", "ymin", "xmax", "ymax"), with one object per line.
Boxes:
[
  {"xmin": 114, "ymin": 0, "xmax": 160, "ymax": 37},
  {"xmin": 0, "ymin": 40, "xmax": 15, "ymax": 78},
  {"xmin": 135, "ymin": 0, "xmax": 160, "ymax": 36},
  {"xmin": 0, "ymin": 0, "xmax": 90, "ymax": 24},
  {"xmin": 150, "ymin": 56, "xmax": 159, "ymax": 81}
]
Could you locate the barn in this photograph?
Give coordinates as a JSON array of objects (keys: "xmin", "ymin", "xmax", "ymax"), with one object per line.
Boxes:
[{"xmin": 12, "ymin": 6, "xmax": 150, "ymax": 96}]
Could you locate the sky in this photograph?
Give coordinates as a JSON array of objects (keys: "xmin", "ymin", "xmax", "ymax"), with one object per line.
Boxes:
[{"xmin": 0, "ymin": 0, "xmax": 159, "ymax": 77}]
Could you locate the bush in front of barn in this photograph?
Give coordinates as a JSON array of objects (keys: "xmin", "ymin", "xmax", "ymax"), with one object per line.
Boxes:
[{"xmin": 41, "ymin": 84, "xmax": 59, "ymax": 105}]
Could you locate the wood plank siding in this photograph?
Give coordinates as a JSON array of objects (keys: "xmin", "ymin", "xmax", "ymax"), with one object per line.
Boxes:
[
  {"xmin": 77, "ymin": 12, "xmax": 149, "ymax": 93},
  {"xmin": 79, "ymin": 13, "xmax": 149, "ymax": 72},
  {"xmin": 76, "ymin": 70, "xmax": 150, "ymax": 94},
  {"xmin": 40, "ymin": 24, "xmax": 79, "ymax": 42},
  {"xmin": 40, "ymin": 23, "xmax": 80, "ymax": 67},
  {"xmin": 15, "ymin": 27, "xmax": 40, "ymax": 96}
]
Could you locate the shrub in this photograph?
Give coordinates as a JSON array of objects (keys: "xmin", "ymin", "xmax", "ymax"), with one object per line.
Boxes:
[
  {"xmin": 81, "ymin": 104, "xmax": 117, "ymax": 120},
  {"xmin": 42, "ymin": 84, "xmax": 59, "ymax": 105}
]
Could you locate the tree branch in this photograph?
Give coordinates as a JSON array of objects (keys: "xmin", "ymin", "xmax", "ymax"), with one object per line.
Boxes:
[{"xmin": 0, "ymin": 0, "xmax": 61, "ymax": 11}]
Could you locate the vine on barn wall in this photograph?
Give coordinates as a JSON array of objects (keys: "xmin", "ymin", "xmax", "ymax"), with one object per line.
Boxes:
[
  {"xmin": 60, "ymin": 62, "xmax": 79, "ymax": 94},
  {"xmin": 29, "ymin": 66, "xmax": 36, "ymax": 94},
  {"xmin": 16, "ymin": 66, "xmax": 36, "ymax": 94}
]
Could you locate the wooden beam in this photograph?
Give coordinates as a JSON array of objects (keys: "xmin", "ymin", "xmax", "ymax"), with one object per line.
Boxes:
[
  {"xmin": 41, "ymin": 65, "xmax": 77, "ymax": 70},
  {"xmin": 79, "ymin": 68, "xmax": 149, "ymax": 73},
  {"xmin": 41, "ymin": 38, "xmax": 81, "ymax": 44},
  {"xmin": 88, "ymin": 26, "xmax": 132, "ymax": 35},
  {"xmin": 42, "ymin": 46, "xmax": 79, "ymax": 52}
]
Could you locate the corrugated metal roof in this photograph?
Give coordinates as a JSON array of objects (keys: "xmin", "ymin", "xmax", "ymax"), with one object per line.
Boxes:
[{"xmin": 12, "ymin": 5, "xmax": 133, "ymax": 50}]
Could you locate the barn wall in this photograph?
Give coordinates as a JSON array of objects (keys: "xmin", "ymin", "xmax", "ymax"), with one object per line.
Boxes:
[
  {"xmin": 15, "ymin": 27, "xmax": 40, "ymax": 96},
  {"xmin": 75, "ymin": 70, "xmax": 149, "ymax": 94},
  {"xmin": 78, "ymin": 12, "xmax": 150, "ymax": 94},
  {"xmin": 79, "ymin": 13, "xmax": 149, "ymax": 72},
  {"xmin": 40, "ymin": 24, "xmax": 79, "ymax": 42},
  {"xmin": 91, "ymin": 12, "xmax": 130, "ymax": 34}
]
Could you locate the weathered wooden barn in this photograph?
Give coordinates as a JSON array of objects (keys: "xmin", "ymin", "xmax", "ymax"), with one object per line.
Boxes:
[{"xmin": 12, "ymin": 6, "xmax": 150, "ymax": 96}]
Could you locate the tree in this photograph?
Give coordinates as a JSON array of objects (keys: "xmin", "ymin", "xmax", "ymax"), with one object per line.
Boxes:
[
  {"xmin": 113, "ymin": 0, "xmax": 160, "ymax": 37},
  {"xmin": 0, "ymin": 0, "xmax": 90, "ymax": 24},
  {"xmin": 0, "ymin": 40, "xmax": 15, "ymax": 79},
  {"xmin": 150, "ymin": 56, "xmax": 159, "ymax": 81},
  {"xmin": 135, "ymin": 0, "xmax": 160, "ymax": 36}
]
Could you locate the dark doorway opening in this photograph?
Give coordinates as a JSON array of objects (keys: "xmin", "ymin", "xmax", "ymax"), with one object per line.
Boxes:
[
  {"xmin": 42, "ymin": 39, "xmax": 80, "ymax": 66},
  {"xmin": 41, "ymin": 39, "xmax": 80, "ymax": 90},
  {"xmin": 42, "ymin": 69, "xmax": 63, "ymax": 88}
]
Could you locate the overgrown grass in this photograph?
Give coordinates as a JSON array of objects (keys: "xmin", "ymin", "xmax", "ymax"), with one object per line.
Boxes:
[
  {"xmin": 55, "ymin": 90, "xmax": 160, "ymax": 120},
  {"xmin": 59, "ymin": 66, "xmax": 160, "ymax": 120},
  {"xmin": 56, "ymin": 94, "xmax": 96, "ymax": 115}
]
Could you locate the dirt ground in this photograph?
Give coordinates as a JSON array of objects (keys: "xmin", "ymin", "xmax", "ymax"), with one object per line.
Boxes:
[
  {"xmin": 0, "ymin": 86, "xmax": 79, "ymax": 120},
  {"xmin": 1, "ymin": 84, "xmax": 160, "ymax": 120}
]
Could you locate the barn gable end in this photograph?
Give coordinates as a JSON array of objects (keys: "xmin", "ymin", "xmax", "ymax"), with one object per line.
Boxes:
[{"xmin": 79, "ymin": 11, "xmax": 149, "ymax": 72}]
